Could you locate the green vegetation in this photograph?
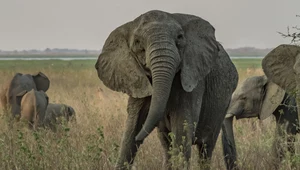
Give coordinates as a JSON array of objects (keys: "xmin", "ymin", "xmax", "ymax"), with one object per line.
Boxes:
[
  {"xmin": 0, "ymin": 58, "xmax": 298, "ymax": 169},
  {"xmin": 232, "ymin": 58, "xmax": 262, "ymax": 69},
  {"xmin": 0, "ymin": 60, "xmax": 96, "ymax": 70},
  {"xmin": 0, "ymin": 58, "xmax": 262, "ymax": 70}
]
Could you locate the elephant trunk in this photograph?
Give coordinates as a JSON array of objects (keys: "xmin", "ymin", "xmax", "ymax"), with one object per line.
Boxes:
[
  {"xmin": 135, "ymin": 40, "xmax": 180, "ymax": 142},
  {"xmin": 222, "ymin": 116, "xmax": 238, "ymax": 170}
]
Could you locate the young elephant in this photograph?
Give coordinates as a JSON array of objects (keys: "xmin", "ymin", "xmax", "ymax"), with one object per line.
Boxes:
[
  {"xmin": 44, "ymin": 103, "xmax": 76, "ymax": 131},
  {"xmin": 0, "ymin": 72, "xmax": 50, "ymax": 117},
  {"xmin": 222, "ymin": 75, "xmax": 299, "ymax": 170},
  {"xmin": 16, "ymin": 89, "xmax": 49, "ymax": 130}
]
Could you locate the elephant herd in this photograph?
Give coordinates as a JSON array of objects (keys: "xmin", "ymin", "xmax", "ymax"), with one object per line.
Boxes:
[
  {"xmin": 0, "ymin": 72, "xmax": 76, "ymax": 132},
  {"xmin": 2, "ymin": 10, "xmax": 300, "ymax": 170}
]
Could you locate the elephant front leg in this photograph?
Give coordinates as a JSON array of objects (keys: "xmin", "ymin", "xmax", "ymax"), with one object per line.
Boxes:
[
  {"xmin": 272, "ymin": 123, "xmax": 287, "ymax": 170},
  {"xmin": 157, "ymin": 122, "xmax": 172, "ymax": 170},
  {"xmin": 169, "ymin": 115, "xmax": 194, "ymax": 170},
  {"xmin": 272, "ymin": 134, "xmax": 284, "ymax": 170},
  {"xmin": 287, "ymin": 135, "xmax": 296, "ymax": 169},
  {"xmin": 116, "ymin": 97, "xmax": 150, "ymax": 170}
]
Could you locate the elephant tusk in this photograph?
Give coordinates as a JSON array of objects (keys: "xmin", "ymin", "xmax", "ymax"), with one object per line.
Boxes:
[{"xmin": 225, "ymin": 113, "xmax": 234, "ymax": 118}]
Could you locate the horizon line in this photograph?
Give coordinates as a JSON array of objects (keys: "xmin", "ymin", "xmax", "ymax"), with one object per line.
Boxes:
[{"xmin": 0, "ymin": 46, "xmax": 275, "ymax": 52}]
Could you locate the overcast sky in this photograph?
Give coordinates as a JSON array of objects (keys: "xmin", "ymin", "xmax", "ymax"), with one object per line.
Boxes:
[{"xmin": 1, "ymin": 0, "xmax": 299, "ymax": 50}]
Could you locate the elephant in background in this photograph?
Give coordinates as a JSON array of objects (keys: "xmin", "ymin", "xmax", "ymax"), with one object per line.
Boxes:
[
  {"xmin": 222, "ymin": 75, "xmax": 299, "ymax": 170},
  {"xmin": 44, "ymin": 103, "xmax": 76, "ymax": 131},
  {"xmin": 0, "ymin": 72, "xmax": 50, "ymax": 118},
  {"xmin": 95, "ymin": 10, "xmax": 238, "ymax": 169},
  {"xmin": 16, "ymin": 89, "xmax": 49, "ymax": 130}
]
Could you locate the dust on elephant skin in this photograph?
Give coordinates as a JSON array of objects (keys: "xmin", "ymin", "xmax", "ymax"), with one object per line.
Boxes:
[{"xmin": 17, "ymin": 89, "xmax": 49, "ymax": 130}]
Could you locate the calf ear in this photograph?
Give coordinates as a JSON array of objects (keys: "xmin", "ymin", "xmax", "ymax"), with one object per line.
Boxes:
[
  {"xmin": 67, "ymin": 106, "xmax": 75, "ymax": 116},
  {"xmin": 260, "ymin": 82, "xmax": 285, "ymax": 120},
  {"xmin": 32, "ymin": 72, "xmax": 50, "ymax": 92},
  {"xmin": 16, "ymin": 90, "xmax": 27, "ymax": 106}
]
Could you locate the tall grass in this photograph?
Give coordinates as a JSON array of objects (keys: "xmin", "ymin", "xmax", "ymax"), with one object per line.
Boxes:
[{"xmin": 0, "ymin": 59, "xmax": 299, "ymax": 169}]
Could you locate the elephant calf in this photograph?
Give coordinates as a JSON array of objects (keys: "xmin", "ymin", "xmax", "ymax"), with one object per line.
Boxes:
[
  {"xmin": 16, "ymin": 89, "xmax": 49, "ymax": 130},
  {"xmin": 0, "ymin": 72, "xmax": 50, "ymax": 117},
  {"xmin": 44, "ymin": 103, "xmax": 76, "ymax": 131},
  {"xmin": 222, "ymin": 75, "xmax": 299, "ymax": 170}
]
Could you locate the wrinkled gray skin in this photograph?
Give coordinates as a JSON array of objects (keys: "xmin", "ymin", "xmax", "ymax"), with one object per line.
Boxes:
[
  {"xmin": 95, "ymin": 10, "xmax": 238, "ymax": 169},
  {"xmin": 17, "ymin": 89, "xmax": 49, "ymax": 130},
  {"xmin": 262, "ymin": 44, "xmax": 300, "ymax": 136},
  {"xmin": 44, "ymin": 103, "xmax": 76, "ymax": 131},
  {"xmin": 222, "ymin": 75, "xmax": 299, "ymax": 170},
  {"xmin": 0, "ymin": 72, "xmax": 50, "ymax": 118}
]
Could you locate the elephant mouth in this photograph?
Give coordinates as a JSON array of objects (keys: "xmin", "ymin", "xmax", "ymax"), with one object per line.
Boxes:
[
  {"xmin": 235, "ymin": 110, "xmax": 258, "ymax": 120},
  {"xmin": 143, "ymin": 68, "xmax": 152, "ymax": 85},
  {"xmin": 147, "ymin": 76, "xmax": 152, "ymax": 85},
  {"xmin": 233, "ymin": 109, "xmax": 245, "ymax": 120}
]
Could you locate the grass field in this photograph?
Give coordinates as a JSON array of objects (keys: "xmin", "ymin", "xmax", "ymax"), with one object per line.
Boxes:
[{"xmin": 0, "ymin": 58, "xmax": 299, "ymax": 169}]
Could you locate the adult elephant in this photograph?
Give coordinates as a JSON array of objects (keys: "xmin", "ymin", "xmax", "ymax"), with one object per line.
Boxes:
[
  {"xmin": 222, "ymin": 75, "xmax": 299, "ymax": 170},
  {"xmin": 16, "ymin": 89, "xmax": 49, "ymax": 130},
  {"xmin": 95, "ymin": 10, "xmax": 238, "ymax": 169},
  {"xmin": 0, "ymin": 72, "xmax": 50, "ymax": 117}
]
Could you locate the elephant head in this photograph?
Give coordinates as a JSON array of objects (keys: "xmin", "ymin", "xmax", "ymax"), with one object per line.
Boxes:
[
  {"xmin": 3, "ymin": 72, "xmax": 50, "ymax": 116},
  {"xmin": 226, "ymin": 75, "xmax": 285, "ymax": 120},
  {"xmin": 262, "ymin": 44, "xmax": 300, "ymax": 129},
  {"xmin": 222, "ymin": 75, "xmax": 285, "ymax": 169},
  {"xmin": 95, "ymin": 10, "xmax": 219, "ymax": 141},
  {"xmin": 16, "ymin": 89, "xmax": 49, "ymax": 129}
]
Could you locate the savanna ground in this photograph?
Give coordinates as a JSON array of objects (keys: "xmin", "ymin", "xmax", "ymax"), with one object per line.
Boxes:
[{"xmin": 0, "ymin": 58, "xmax": 299, "ymax": 169}]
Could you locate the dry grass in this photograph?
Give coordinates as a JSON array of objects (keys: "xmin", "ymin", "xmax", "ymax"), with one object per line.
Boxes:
[{"xmin": 0, "ymin": 60, "xmax": 299, "ymax": 169}]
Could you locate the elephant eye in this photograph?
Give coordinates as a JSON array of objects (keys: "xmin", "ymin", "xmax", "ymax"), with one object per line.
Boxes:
[
  {"xmin": 176, "ymin": 33, "xmax": 185, "ymax": 48},
  {"xmin": 133, "ymin": 39, "xmax": 145, "ymax": 55},
  {"xmin": 177, "ymin": 34, "xmax": 183, "ymax": 40}
]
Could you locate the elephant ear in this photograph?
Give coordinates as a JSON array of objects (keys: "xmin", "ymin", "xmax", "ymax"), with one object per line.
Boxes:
[
  {"xmin": 67, "ymin": 106, "xmax": 75, "ymax": 116},
  {"xmin": 96, "ymin": 22, "xmax": 152, "ymax": 98},
  {"xmin": 179, "ymin": 18, "xmax": 219, "ymax": 92},
  {"xmin": 16, "ymin": 90, "xmax": 28, "ymax": 106},
  {"xmin": 32, "ymin": 72, "xmax": 50, "ymax": 92},
  {"xmin": 262, "ymin": 44, "xmax": 300, "ymax": 93},
  {"xmin": 259, "ymin": 81, "xmax": 285, "ymax": 120}
]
